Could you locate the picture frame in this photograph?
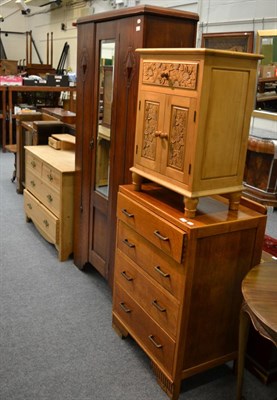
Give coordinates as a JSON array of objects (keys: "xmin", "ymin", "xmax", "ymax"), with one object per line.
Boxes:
[{"xmin": 201, "ymin": 31, "xmax": 254, "ymax": 53}]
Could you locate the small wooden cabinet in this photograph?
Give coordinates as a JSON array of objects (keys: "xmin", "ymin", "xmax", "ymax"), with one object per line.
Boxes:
[
  {"xmin": 131, "ymin": 49, "xmax": 262, "ymax": 218},
  {"xmin": 112, "ymin": 183, "xmax": 267, "ymax": 400},
  {"xmin": 24, "ymin": 145, "xmax": 75, "ymax": 261}
]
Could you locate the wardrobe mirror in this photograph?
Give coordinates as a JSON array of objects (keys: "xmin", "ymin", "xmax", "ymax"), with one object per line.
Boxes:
[{"xmin": 95, "ymin": 40, "xmax": 115, "ymax": 197}]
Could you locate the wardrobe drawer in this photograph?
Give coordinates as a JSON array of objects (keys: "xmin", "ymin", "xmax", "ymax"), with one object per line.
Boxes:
[
  {"xmin": 115, "ymin": 250, "xmax": 179, "ymax": 339},
  {"xmin": 117, "ymin": 221, "xmax": 185, "ymax": 300},
  {"xmin": 117, "ymin": 193, "xmax": 185, "ymax": 263},
  {"xmin": 24, "ymin": 189, "xmax": 59, "ymax": 244},
  {"xmin": 113, "ymin": 284, "xmax": 175, "ymax": 374}
]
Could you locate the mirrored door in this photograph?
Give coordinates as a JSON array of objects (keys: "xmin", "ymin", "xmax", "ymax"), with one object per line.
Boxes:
[{"xmin": 95, "ymin": 40, "xmax": 115, "ymax": 197}]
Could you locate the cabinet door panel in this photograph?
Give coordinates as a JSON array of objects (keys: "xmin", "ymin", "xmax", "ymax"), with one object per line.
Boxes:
[
  {"xmin": 161, "ymin": 95, "xmax": 196, "ymax": 184},
  {"xmin": 135, "ymin": 91, "xmax": 165, "ymax": 171}
]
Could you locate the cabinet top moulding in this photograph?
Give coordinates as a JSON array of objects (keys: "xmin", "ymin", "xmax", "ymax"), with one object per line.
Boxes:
[{"xmin": 76, "ymin": 4, "xmax": 199, "ymax": 25}]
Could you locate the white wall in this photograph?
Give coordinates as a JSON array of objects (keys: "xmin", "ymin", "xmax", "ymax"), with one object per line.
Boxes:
[{"xmin": 0, "ymin": 0, "xmax": 276, "ymax": 73}]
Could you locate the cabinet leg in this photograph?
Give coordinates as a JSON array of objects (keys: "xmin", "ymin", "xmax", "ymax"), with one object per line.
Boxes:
[
  {"xmin": 184, "ymin": 197, "xmax": 199, "ymax": 218},
  {"xmin": 132, "ymin": 172, "xmax": 143, "ymax": 191},
  {"xmin": 228, "ymin": 191, "xmax": 242, "ymax": 211}
]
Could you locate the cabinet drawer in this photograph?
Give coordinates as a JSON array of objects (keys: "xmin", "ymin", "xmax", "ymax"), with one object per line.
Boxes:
[
  {"xmin": 24, "ymin": 189, "xmax": 59, "ymax": 244},
  {"xmin": 142, "ymin": 60, "xmax": 198, "ymax": 90},
  {"xmin": 117, "ymin": 221, "xmax": 184, "ymax": 300},
  {"xmin": 25, "ymin": 151, "xmax": 42, "ymax": 177},
  {"xmin": 117, "ymin": 193, "xmax": 185, "ymax": 263},
  {"xmin": 42, "ymin": 164, "xmax": 61, "ymax": 191},
  {"xmin": 25, "ymin": 170, "xmax": 60, "ymax": 217},
  {"xmin": 113, "ymin": 283, "xmax": 175, "ymax": 374},
  {"xmin": 115, "ymin": 250, "xmax": 179, "ymax": 339}
]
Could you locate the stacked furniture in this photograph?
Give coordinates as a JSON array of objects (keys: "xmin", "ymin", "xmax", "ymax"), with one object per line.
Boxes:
[{"xmin": 112, "ymin": 183, "xmax": 267, "ymax": 400}]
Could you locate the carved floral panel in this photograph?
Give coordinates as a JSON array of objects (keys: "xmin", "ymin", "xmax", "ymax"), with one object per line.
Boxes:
[
  {"xmin": 168, "ymin": 106, "xmax": 188, "ymax": 170},
  {"xmin": 141, "ymin": 101, "xmax": 159, "ymax": 160},
  {"xmin": 142, "ymin": 62, "xmax": 198, "ymax": 89}
]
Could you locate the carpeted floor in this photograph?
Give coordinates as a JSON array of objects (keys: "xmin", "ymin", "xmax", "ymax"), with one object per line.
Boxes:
[{"xmin": 0, "ymin": 150, "xmax": 277, "ymax": 400}]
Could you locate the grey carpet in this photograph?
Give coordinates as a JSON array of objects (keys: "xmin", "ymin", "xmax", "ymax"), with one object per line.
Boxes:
[{"xmin": 0, "ymin": 150, "xmax": 276, "ymax": 400}]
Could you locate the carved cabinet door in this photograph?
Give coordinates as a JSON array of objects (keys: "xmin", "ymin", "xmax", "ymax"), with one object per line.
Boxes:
[{"xmin": 135, "ymin": 90, "xmax": 196, "ymax": 185}]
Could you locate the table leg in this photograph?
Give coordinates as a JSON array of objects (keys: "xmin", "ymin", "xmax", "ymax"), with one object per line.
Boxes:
[{"xmin": 236, "ymin": 304, "xmax": 251, "ymax": 400}]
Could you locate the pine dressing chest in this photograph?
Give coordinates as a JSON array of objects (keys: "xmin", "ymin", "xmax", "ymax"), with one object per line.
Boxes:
[
  {"xmin": 24, "ymin": 145, "xmax": 75, "ymax": 261},
  {"xmin": 112, "ymin": 183, "xmax": 267, "ymax": 400}
]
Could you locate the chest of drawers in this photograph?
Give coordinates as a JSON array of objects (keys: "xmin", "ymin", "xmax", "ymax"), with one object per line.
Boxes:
[
  {"xmin": 24, "ymin": 145, "xmax": 75, "ymax": 261},
  {"xmin": 112, "ymin": 184, "xmax": 267, "ymax": 400}
]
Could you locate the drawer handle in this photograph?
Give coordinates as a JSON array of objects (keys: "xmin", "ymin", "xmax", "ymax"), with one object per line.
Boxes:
[
  {"xmin": 148, "ymin": 335, "xmax": 163, "ymax": 349},
  {"xmin": 121, "ymin": 208, "xmax": 134, "ymax": 218},
  {"xmin": 30, "ymin": 180, "xmax": 36, "ymax": 187},
  {"xmin": 120, "ymin": 302, "xmax": 131, "ymax": 313},
  {"xmin": 27, "ymin": 203, "xmax": 32, "ymax": 210},
  {"xmin": 47, "ymin": 194, "xmax": 53, "ymax": 203},
  {"xmin": 31, "ymin": 160, "xmax": 36, "ymax": 168},
  {"xmin": 121, "ymin": 271, "xmax": 134, "ymax": 281},
  {"xmin": 122, "ymin": 238, "xmax": 135, "ymax": 248},
  {"xmin": 152, "ymin": 299, "xmax": 166, "ymax": 313},
  {"xmin": 47, "ymin": 174, "xmax": 53, "ymax": 182},
  {"xmin": 43, "ymin": 219, "xmax": 49, "ymax": 228},
  {"xmin": 154, "ymin": 266, "xmax": 170, "ymax": 278},
  {"xmin": 154, "ymin": 230, "xmax": 169, "ymax": 241}
]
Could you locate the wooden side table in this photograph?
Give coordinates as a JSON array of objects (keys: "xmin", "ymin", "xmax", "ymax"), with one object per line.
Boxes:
[{"xmin": 236, "ymin": 261, "xmax": 277, "ymax": 399}]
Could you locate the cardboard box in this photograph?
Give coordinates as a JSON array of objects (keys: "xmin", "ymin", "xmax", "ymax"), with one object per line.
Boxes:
[
  {"xmin": 0, "ymin": 60, "xmax": 18, "ymax": 75},
  {"xmin": 259, "ymin": 65, "xmax": 276, "ymax": 78}
]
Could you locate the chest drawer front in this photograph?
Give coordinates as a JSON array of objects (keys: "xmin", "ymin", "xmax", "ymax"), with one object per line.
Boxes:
[
  {"xmin": 24, "ymin": 189, "xmax": 59, "ymax": 244},
  {"xmin": 117, "ymin": 193, "xmax": 185, "ymax": 263},
  {"xmin": 142, "ymin": 61, "xmax": 198, "ymax": 90},
  {"xmin": 25, "ymin": 170, "xmax": 60, "ymax": 217},
  {"xmin": 25, "ymin": 151, "xmax": 42, "ymax": 177},
  {"xmin": 42, "ymin": 164, "xmax": 61, "ymax": 191},
  {"xmin": 113, "ymin": 284, "xmax": 175, "ymax": 374},
  {"xmin": 115, "ymin": 250, "xmax": 179, "ymax": 339},
  {"xmin": 117, "ymin": 221, "xmax": 184, "ymax": 300}
]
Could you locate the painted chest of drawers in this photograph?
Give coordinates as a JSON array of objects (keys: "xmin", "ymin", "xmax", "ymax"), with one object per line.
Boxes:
[
  {"xmin": 24, "ymin": 145, "xmax": 75, "ymax": 261},
  {"xmin": 112, "ymin": 183, "xmax": 267, "ymax": 399}
]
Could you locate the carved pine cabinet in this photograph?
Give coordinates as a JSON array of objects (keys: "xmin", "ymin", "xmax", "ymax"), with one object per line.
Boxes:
[
  {"xmin": 74, "ymin": 6, "xmax": 199, "ymax": 285},
  {"xmin": 112, "ymin": 183, "xmax": 267, "ymax": 400},
  {"xmin": 131, "ymin": 49, "xmax": 262, "ymax": 218}
]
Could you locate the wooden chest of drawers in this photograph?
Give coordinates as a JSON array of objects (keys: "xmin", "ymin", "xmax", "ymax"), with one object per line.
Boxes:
[
  {"xmin": 112, "ymin": 184, "xmax": 267, "ymax": 400},
  {"xmin": 24, "ymin": 145, "xmax": 75, "ymax": 261}
]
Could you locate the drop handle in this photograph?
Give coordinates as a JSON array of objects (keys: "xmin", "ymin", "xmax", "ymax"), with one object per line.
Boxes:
[
  {"xmin": 121, "ymin": 270, "xmax": 133, "ymax": 281},
  {"xmin": 121, "ymin": 208, "xmax": 134, "ymax": 218},
  {"xmin": 43, "ymin": 219, "xmax": 49, "ymax": 227},
  {"xmin": 148, "ymin": 335, "xmax": 163, "ymax": 349},
  {"xmin": 31, "ymin": 160, "xmax": 36, "ymax": 168},
  {"xmin": 152, "ymin": 299, "xmax": 166, "ymax": 313},
  {"xmin": 47, "ymin": 174, "xmax": 53, "ymax": 182},
  {"xmin": 120, "ymin": 302, "xmax": 131, "ymax": 313},
  {"xmin": 154, "ymin": 230, "xmax": 169, "ymax": 241},
  {"xmin": 122, "ymin": 238, "xmax": 135, "ymax": 248},
  {"xmin": 27, "ymin": 203, "xmax": 32, "ymax": 210},
  {"xmin": 47, "ymin": 194, "xmax": 53, "ymax": 203},
  {"xmin": 154, "ymin": 265, "xmax": 170, "ymax": 278}
]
